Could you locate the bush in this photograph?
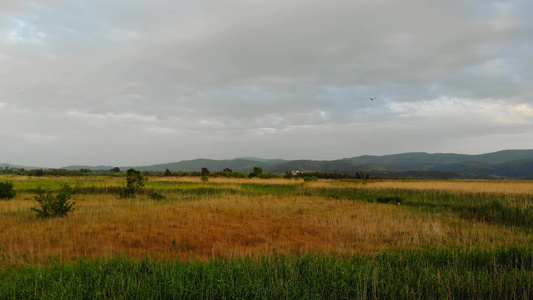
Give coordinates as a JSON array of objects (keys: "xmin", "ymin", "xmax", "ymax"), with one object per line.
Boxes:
[
  {"xmin": 149, "ymin": 192, "xmax": 165, "ymax": 201},
  {"xmin": 375, "ymin": 196, "xmax": 403, "ymax": 204},
  {"xmin": 31, "ymin": 184, "xmax": 75, "ymax": 218},
  {"xmin": 303, "ymin": 176, "xmax": 318, "ymax": 182},
  {"xmin": 0, "ymin": 181, "xmax": 16, "ymax": 199}
]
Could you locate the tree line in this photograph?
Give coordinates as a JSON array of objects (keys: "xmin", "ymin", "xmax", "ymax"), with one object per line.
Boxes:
[{"xmin": 1, "ymin": 166, "xmax": 374, "ymax": 180}]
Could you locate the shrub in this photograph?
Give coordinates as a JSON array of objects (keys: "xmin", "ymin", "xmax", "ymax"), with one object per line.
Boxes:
[
  {"xmin": 303, "ymin": 176, "xmax": 318, "ymax": 182},
  {"xmin": 31, "ymin": 184, "xmax": 75, "ymax": 218},
  {"xmin": 0, "ymin": 181, "xmax": 16, "ymax": 199},
  {"xmin": 149, "ymin": 192, "xmax": 165, "ymax": 201},
  {"xmin": 375, "ymin": 196, "xmax": 403, "ymax": 204}
]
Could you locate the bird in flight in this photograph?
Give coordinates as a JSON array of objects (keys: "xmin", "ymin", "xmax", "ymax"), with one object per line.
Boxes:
[{"xmin": 370, "ymin": 97, "xmax": 376, "ymax": 101}]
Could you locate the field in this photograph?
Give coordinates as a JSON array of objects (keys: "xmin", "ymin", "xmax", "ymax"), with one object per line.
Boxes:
[{"xmin": 1, "ymin": 175, "xmax": 533, "ymax": 298}]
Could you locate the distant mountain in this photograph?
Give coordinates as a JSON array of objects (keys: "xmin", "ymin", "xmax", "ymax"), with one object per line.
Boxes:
[
  {"xmin": 0, "ymin": 163, "xmax": 40, "ymax": 170},
  {"xmin": 126, "ymin": 159, "xmax": 265, "ymax": 173},
  {"xmin": 61, "ymin": 165, "xmax": 115, "ymax": 171},
  {"xmin": 348, "ymin": 150, "xmax": 533, "ymax": 170},
  {"xmin": 234, "ymin": 157, "xmax": 287, "ymax": 163},
  {"xmin": 115, "ymin": 149, "xmax": 533, "ymax": 179},
  {"xmin": 4, "ymin": 149, "xmax": 533, "ymax": 179}
]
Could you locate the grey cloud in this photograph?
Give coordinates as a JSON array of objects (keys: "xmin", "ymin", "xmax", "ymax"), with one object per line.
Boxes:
[{"xmin": 1, "ymin": 0, "xmax": 533, "ymax": 167}]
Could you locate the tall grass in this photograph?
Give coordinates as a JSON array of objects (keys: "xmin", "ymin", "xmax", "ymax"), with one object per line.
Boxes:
[
  {"xmin": 1, "ymin": 248, "xmax": 533, "ymax": 299},
  {"xmin": 2, "ymin": 176, "xmax": 533, "ymax": 264}
]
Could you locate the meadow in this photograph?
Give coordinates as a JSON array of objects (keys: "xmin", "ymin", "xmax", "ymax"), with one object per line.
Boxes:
[{"xmin": 1, "ymin": 175, "xmax": 533, "ymax": 298}]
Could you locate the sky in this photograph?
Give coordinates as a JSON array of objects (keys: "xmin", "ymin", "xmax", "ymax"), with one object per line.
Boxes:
[{"xmin": 1, "ymin": 0, "xmax": 532, "ymax": 168}]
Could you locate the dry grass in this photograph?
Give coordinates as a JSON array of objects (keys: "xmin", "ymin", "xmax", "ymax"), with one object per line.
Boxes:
[
  {"xmin": 365, "ymin": 180, "xmax": 533, "ymax": 194},
  {"xmin": 2, "ymin": 177, "xmax": 533, "ymax": 266}
]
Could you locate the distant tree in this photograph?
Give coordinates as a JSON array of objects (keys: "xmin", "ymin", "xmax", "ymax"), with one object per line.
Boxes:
[
  {"xmin": 248, "ymin": 166, "xmax": 263, "ymax": 178},
  {"xmin": 110, "ymin": 167, "xmax": 121, "ymax": 173},
  {"xmin": 284, "ymin": 170, "xmax": 294, "ymax": 179},
  {"xmin": 35, "ymin": 169, "xmax": 44, "ymax": 177},
  {"xmin": 201, "ymin": 167, "xmax": 210, "ymax": 177},
  {"xmin": 164, "ymin": 169, "xmax": 172, "ymax": 176},
  {"xmin": 223, "ymin": 168, "xmax": 233, "ymax": 173},
  {"xmin": 121, "ymin": 168, "xmax": 145, "ymax": 198},
  {"xmin": 0, "ymin": 181, "xmax": 16, "ymax": 199}
]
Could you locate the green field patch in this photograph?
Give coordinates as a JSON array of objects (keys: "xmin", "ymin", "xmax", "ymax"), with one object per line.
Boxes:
[
  {"xmin": 240, "ymin": 183, "xmax": 300, "ymax": 196},
  {"xmin": 2, "ymin": 248, "xmax": 533, "ymax": 299}
]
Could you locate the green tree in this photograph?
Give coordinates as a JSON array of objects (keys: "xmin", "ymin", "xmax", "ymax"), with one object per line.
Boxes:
[
  {"xmin": 0, "ymin": 181, "xmax": 16, "ymax": 199},
  {"xmin": 164, "ymin": 169, "xmax": 172, "ymax": 176},
  {"xmin": 110, "ymin": 167, "xmax": 121, "ymax": 173},
  {"xmin": 31, "ymin": 184, "xmax": 75, "ymax": 218},
  {"xmin": 121, "ymin": 168, "xmax": 145, "ymax": 198},
  {"xmin": 201, "ymin": 167, "xmax": 210, "ymax": 177},
  {"xmin": 284, "ymin": 170, "xmax": 294, "ymax": 179},
  {"xmin": 248, "ymin": 166, "xmax": 263, "ymax": 178}
]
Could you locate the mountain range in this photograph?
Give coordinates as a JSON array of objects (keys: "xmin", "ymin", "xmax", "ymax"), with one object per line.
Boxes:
[
  {"xmin": 71, "ymin": 149, "xmax": 533, "ymax": 179},
  {"xmin": 3, "ymin": 149, "xmax": 533, "ymax": 179}
]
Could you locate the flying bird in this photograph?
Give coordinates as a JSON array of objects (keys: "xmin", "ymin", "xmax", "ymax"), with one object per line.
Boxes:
[{"xmin": 370, "ymin": 97, "xmax": 376, "ymax": 101}]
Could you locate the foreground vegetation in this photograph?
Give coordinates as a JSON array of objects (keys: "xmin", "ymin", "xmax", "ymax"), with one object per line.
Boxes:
[
  {"xmin": 2, "ymin": 248, "xmax": 533, "ymax": 299},
  {"xmin": 1, "ymin": 175, "xmax": 533, "ymax": 298}
]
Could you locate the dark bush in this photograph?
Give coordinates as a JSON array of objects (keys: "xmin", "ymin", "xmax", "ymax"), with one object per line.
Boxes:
[
  {"xmin": 0, "ymin": 181, "xmax": 16, "ymax": 199},
  {"xmin": 375, "ymin": 196, "xmax": 403, "ymax": 204},
  {"xmin": 149, "ymin": 192, "xmax": 165, "ymax": 201}
]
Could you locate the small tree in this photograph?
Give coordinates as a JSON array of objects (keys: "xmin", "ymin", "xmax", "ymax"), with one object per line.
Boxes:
[
  {"xmin": 31, "ymin": 184, "xmax": 75, "ymax": 218},
  {"xmin": 201, "ymin": 167, "xmax": 210, "ymax": 177},
  {"xmin": 284, "ymin": 170, "xmax": 294, "ymax": 180},
  {"xmin": 248, "ymin": 166, "xmax": 263, "ymax": 178},
  {"xmin": 110, "ymin": 167, "xmax": 121, "ymax": 173},
  {"xmin": 164, "ymin": 169, "xmax": 172, "ymax": 176},
  {"xmin": 121, "ymin": 168, "xmax": 145, "ymax": 198},
  {"xmin": 0, "ymin": 181, "xmax": 16, "ymax": 199}
]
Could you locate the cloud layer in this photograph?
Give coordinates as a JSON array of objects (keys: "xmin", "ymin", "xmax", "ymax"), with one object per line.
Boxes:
[{"xmin": 1, "ymin": 0, "xmax": 532, "ymax": 167}]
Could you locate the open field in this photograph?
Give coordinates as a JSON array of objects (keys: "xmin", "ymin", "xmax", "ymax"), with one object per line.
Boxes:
[{"xmin": 1, "ymin": 175, "xmax": 533, "ymax": 298}]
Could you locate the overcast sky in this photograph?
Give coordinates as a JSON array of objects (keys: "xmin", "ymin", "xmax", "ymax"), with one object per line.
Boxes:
[{"xmin": 1, "ymin": 0, "xmax": 532, "ymax": 167}]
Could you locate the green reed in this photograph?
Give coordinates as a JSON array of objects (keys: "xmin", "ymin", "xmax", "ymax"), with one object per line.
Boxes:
[{"xmin": 1, "ymin": 248, "xmax": 533, "ymax": 299}]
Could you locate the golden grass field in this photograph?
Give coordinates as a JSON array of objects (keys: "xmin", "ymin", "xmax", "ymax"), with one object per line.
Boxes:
[{"xmin": 1, "ymin": 176, "xmax": 533, "ymax": 267}]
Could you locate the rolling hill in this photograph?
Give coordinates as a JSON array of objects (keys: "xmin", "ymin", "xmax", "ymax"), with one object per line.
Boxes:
[
  {"xmin": 4, "ymin": 149, "xmax": 533, "ymax": 179},
  {"xmin": 120, "ymin": 149, "xmax": 533, "ymax": 179}
]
